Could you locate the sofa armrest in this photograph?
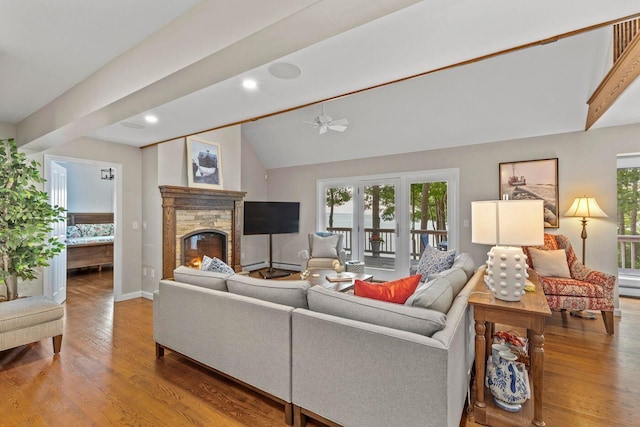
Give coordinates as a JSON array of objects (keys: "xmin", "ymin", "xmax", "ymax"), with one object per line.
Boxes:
[{"xmin": 338, "ymin": 249, "xmax": 346, "ymax": 265}]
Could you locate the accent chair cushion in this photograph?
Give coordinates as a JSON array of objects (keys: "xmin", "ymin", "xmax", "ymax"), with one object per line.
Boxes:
[
  {"xmin": 173, "ymin": 265, "xmax": 230, "ymax": 291},
  {"xmin": 416, "ymin": 245, "xmax": 456, "ymax": 280},
  {"xmin": 226, "ymin": 274, "xmax": 310, "ymax": 308},
  {"xmin": 404, "ymin": 277, "xmax": 453, "ymax": 314},
  {"xmin": 354, "ymin": 274, "xmax": 421, "ymax": 304},
  {"xmin": 200, "ymin": 255, "xmax": 235, "ymax": 274},
  {"xmin": 307, "ymin": 286, "xmax": 446, "ymax": 337},
  {"xmin": 310, "ymin": 234, "xmax": 340, "ymax": 258},
  {"xmin": 528, "ymin": 248, "xmax": 571, "ymax": 278}
]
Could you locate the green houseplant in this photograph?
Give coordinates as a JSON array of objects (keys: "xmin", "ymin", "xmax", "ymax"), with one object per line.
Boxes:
[{"xmin": 0, "ymin": 138, "xmax": 66, "ymax": 301}]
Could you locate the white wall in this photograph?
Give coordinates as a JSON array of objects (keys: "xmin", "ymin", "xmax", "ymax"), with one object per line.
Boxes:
[
  {"xmin": 263, "ymin": 123, "xmax": 640, "ymax": 310},
  {"xmin": 141, "ymin": 126, "xmax": 242, "ymax": 294},
  {"xmin": 0, "ymin": 122, "xmax": 16, "ymax": 139},
  {"xmin": 240, "ymin": 135, "xmax": 269, "ymax": 268},
  {"xmin": 65, "ymin": 162, "xmax": 114, "ymax": 212}
]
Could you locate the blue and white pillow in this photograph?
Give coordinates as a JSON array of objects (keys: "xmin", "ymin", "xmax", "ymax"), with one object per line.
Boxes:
[
  {"xmin": 416, "ymin": 245, "xmax": 456, "ymax": 281},
  {"xmin": 200, "ymin": 255, "xmax": 234, "ymax": 274}
]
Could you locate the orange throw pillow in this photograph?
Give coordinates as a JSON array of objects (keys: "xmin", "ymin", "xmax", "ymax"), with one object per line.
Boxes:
[{"xmin": 354, "ymin": 274, "xmax": 422, "ymax": 304}]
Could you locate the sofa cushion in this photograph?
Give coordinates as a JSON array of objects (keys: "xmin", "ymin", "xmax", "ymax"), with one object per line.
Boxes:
[
  {"xmin": 416, "ymin": 245, "xmax": 456, "ymax": 281},
  {"xmin": 173, "ymin": 266, "xmax": 230, "ymax": 291},
  {"xmin": 450, "ymin": 253, "xmax": 475, "ymax": 279},
  {"xmin": 354, "ymin": 274, "xmax": 421, "ymax": 304},
  {"xmin": 307, "ymin": 286, "xmax": 446, "ymax": 336},
  {"xmin": 200, "ymin": 255, "xmax": 235, "ymax": 274},
  {"xmin": 404, "ymin": 277, "xmax": 453, "ymax": 314},
  {"xmin": 226, "ymin": 274, "xmax": 310, "ymax": 308},
  {"xmin": 528, "ymin": 248, "xmax": 571, "ymax": 278},
  {"xmin": 310, "ymin": 234, "xmax": 340, "ymax": 258},
  {"xmin": 433, "ymin": 267, "xmax": 468, "ymax": 297}
]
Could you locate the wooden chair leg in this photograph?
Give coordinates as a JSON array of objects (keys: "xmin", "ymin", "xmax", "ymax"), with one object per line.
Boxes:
[
  {"xmin": 284, "ymin": 402, "xmax": 293, "ymax": 426},
  {"xmin": 601, "ymin": 311, "xmax": 614, "ymax": 335},
  {"xmin": 52, "ymin": 335, "xmax": 62, "ymax": 353}
]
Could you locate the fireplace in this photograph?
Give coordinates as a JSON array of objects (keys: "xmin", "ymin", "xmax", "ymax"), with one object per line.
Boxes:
[
  {"xmin": 160, "ymin": 186, "xmax": 246, "ymax": 279},
  {"xmin": 181, "ymin": 229, "xmax": 227, "ymax": 269}
]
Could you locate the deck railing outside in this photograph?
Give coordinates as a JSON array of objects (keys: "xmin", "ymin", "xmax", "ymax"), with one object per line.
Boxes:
[
  {"xmin": 619, "ymin": 235, "xmax": 640, "ymax": 273},
  {"xmin": 327, "ymin": 227, "xmax": 448, "ymax": 259}
]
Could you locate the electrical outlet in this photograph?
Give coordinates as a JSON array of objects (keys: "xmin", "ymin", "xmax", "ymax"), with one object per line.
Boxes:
[
  {"xmin": 150, "ymin": 268, "xmax": 155, "ymax": 278},
  {"xmin": 142, "ymin": 221, "xmax": 147, "ymax": 230},
  {"xmin": 143, "ymin": 267, "xmax": 147, "ymax": 277},
  {"xmin": 132, "ymin": 221, "xmax": 139, "ymax": 230},
  {"xmin": 463, "ymin": 219, "xmax": 469, "ymax": 227}
]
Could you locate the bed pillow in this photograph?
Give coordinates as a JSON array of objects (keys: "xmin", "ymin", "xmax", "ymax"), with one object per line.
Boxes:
[
  {"xmin": 528, "ymin": 248, "xmax": 571, "ymax": 278},
  {"xmin": 200, "ymin": 255, "xmax": 235, "ymax": 274}
]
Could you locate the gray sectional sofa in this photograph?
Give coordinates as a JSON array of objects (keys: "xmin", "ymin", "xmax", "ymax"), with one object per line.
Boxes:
[{"xmin": 153, "ymin": 254, "xmax": 478, "ymax": 427}]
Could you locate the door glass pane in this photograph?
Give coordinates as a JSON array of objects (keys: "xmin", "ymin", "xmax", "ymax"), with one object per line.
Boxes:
[
  {"xmin": 324, "ymin": 186, "xmax": 354, "ymax": 259},
  {"xmin": 363, "ymin": 184, "xmax": 396, "ymax": 271},
  {"xmin": 409, "ymin": 181, "xmax": 448, "ymax": 272}
]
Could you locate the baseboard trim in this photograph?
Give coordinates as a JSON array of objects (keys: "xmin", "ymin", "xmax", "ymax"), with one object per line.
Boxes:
[
  {"xmin": 115, "ymin": 291, "xmax": 142, "ymax": 302},
  {"xmin": 141, "ymin": 291, "xmax": 154, "ymax": 301}
]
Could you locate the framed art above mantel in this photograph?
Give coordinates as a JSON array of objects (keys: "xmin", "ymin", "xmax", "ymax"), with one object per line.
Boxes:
[
  {"xmin": 187, "ymin": 136, "xmax": 224, "ymax": 190},
  {"xmin": 499, "ymin": 158, "xmax": 559, "ymax": 228}
]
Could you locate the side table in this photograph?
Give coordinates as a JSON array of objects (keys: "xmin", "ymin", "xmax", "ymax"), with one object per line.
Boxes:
[{"xmin": 468, "ymin": 267, "xmax": 551, "ymax": 427}]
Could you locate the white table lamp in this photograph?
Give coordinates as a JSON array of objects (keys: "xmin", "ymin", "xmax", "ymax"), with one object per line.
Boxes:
[{"xmin": 472, "ymin": 200, "xmax": 544, "ymax": 301}]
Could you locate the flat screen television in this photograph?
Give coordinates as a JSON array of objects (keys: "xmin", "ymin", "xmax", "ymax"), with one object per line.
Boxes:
[
  {"xmin": 243, "ymin": 201, "xmax": 300, "ymax": 235},
  {"xmin": 243, "ymin": 201, "xmax": 300, "ymax": 279}
]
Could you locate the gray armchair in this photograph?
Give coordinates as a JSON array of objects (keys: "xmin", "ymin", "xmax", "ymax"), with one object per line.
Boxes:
[{"xmin": 299, "ymin": 233, "xmax": 346, "ymax": 271}]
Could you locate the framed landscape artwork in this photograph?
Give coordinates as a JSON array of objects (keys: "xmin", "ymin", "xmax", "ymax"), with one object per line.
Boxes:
[
  {"xmin": 187, "ymin": 136, "xmax": 223, "ymax": 190},
  {"xmin": 499, "ymin": 158, "xmax": 559, "ymax": 228}
]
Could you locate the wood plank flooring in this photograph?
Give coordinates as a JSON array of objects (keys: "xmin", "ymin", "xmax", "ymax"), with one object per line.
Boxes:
[{"xmin": 1, "ymin": 269, "xmax": 639, "ymax": 426}]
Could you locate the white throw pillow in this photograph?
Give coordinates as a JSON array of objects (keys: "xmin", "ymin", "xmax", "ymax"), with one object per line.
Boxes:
[
  {"xmin": 311, "ymin": 234, "xmax": 339, "ymax": 258},
  {"xmin": 528, "ymin": 248, "xmax": 571, "ymax": 278}
]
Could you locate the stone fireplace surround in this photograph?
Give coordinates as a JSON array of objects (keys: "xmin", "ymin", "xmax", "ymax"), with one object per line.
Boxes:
[{"xmin": 159, "ymin": 186, "xmax": 245, "ymax": 279}]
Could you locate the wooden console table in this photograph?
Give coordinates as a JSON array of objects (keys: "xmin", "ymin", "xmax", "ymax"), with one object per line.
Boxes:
[{"xmin": 469, "ymin": 267, "xmax": 551, "ymax": 427}]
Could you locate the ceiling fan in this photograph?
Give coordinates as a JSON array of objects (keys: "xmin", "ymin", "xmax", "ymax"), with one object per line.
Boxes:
[{"xmin": 305, "ymin": 103, "xmax": 349, "ymax": 134}]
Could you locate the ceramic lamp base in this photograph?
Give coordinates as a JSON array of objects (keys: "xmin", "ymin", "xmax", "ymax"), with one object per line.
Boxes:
[{"xmin": 485, "ymin": 246, "xmax": 529, "ymax": 301}]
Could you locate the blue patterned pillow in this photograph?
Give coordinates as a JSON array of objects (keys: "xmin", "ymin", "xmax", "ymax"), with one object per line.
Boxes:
[
  {"xmin": 200, "ymin": 255, "xmax": 234, "ymax": 274},
  {"xmin": 416, "ymin": 245, "xmax": 456, "ymax": 281}
]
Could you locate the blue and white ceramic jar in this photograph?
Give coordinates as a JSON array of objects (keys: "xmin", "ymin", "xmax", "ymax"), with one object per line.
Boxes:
[{"xmin": 487, "ymin": 351, "xmax": 530, "ymax": 412}]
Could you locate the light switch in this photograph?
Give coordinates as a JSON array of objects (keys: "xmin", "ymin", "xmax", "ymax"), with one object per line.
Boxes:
[{"xmin": 132, "ymin": 221, "xmax": 139, "ymax": 230}]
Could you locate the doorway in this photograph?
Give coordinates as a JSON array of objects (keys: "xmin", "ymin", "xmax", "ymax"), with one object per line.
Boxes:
[
  {"xmin": 617, "ymin": 153, "xmax": 640, "ymax": 297},
  {"xmin": 318, "ymin": 168, "xmax": 458, "ymax": 281},
  {"xmin": 44, "ymin": 155, "xmax": 123, "ymax": 302}
]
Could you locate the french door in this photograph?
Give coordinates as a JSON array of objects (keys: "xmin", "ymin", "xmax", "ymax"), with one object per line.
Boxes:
[{"xmin": 318, "ymin": 169, "xmax": 458, "ymax": 282}]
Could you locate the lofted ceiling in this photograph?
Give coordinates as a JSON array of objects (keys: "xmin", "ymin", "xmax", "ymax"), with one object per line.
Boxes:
[{"xmin": 2, "ymin": 1, "xmax": 640, "ymax": 169}]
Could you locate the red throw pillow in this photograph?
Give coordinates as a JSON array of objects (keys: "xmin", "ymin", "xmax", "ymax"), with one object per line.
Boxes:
[{"xmin": 354, "ymin": 274, "xmax": 422, "ymax": 304}]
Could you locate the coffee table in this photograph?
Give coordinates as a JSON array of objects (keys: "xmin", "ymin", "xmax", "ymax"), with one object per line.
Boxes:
[{"xmin": 305, "ymin": 269, "xmax": 373, "ymax": 292}]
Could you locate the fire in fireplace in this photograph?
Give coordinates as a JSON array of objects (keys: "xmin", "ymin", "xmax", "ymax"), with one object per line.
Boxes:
[{"xmin": 181, "ymin": 229, "xmax": 227, "ymax": 269}]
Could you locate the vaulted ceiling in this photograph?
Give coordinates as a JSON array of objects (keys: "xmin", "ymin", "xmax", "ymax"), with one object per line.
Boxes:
[{"xmin": 2, "ymin": 1, "xmax": 639, "ymax": 169}]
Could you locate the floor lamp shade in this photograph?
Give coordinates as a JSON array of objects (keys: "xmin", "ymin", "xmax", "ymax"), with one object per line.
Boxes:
[
  {"xmin": 472, "ymin": 200, "xmax": 544, "ymax": 301},
  {"xmin": 564, "ymin": 196, "xmax": 608, "ymax": 265}
]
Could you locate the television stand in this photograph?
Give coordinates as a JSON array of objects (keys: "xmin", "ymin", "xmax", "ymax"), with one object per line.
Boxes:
[{"xmin": 259, "ymin": 268, "xmax": 291, "ymax": 279}]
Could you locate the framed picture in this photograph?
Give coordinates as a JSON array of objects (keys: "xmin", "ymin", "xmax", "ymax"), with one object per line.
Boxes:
[
  {"xmin": 186, "ymin": 136, "xmax": 223, "ymax": 190},
  {"xmin": 499, "ymin": 158, "xmax": 559, "ymax": 228}
]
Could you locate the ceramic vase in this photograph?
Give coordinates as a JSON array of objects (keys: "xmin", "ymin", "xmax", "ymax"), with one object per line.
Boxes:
[{"xmin": 487, "ymin": 351, "xmax": 530, "ymax": 412}]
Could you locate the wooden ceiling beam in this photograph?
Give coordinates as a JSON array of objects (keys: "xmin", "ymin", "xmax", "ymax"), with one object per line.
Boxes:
[{"xmin": 586, "ymin": 30, "xmax": 640, "ymax": 130}]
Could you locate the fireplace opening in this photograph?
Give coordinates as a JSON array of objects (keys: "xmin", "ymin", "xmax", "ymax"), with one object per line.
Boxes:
[{"xmin": 181, "ymin": 229, "xmax": 228, "ymax": 269}]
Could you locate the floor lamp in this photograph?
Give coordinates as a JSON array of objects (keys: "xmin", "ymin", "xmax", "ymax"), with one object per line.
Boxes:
[{"xmin": 564, "ymin": 196, "xmax": 608, "ymax": 265}]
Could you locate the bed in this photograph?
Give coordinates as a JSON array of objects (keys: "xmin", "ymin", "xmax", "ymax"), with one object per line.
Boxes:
[{"xmin": 66, "ymin": 213, "xmax": 114, "ymax": 271}]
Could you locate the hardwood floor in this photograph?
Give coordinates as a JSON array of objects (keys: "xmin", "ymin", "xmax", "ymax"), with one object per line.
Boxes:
[{"xmin": 1, "ymin": 270, "xmax": 639, "ymax": 426}]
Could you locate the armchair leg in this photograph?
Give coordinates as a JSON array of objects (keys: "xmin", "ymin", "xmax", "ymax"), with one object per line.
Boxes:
[{"xmin": 601, "ymin": 311, "xmax": 614, "ymax": 335}]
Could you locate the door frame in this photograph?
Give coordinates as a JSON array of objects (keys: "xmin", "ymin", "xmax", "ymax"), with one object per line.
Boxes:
[{"xmin": 44, "ymin": 155, "xmax": 123, "ymax": 302}]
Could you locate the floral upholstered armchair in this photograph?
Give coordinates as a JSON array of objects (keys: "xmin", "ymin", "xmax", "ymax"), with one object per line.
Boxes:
[{"xmin": 523, "ymin": 234, "xmax": 615, "ymax": 334}]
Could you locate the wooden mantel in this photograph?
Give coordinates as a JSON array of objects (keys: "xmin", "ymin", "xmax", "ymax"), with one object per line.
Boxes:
[{"xmin": 159, "ymin": 186, "xmax": 246, "ymax": 279}]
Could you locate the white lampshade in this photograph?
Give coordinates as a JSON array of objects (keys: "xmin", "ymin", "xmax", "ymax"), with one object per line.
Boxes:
[
  {"xmin": 564, "ymin": 197, "xmax": 608, "ymax": 218},
  {"xmin": 472, "ymin": 200, "xmax": 544, "ymax": 247}
]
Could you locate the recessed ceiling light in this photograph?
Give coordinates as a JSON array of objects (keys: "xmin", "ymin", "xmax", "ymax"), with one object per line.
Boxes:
[
  {"xmin": 268, "ymin": 62, "xmax": 302, "ymax": 79},
  {"xmin": 145, "ymin": 114, "xmax": 158, "ymax": 124},
  {"xmin": 242, "ymin": 79, "xmax": 257, "ymax": 90}
]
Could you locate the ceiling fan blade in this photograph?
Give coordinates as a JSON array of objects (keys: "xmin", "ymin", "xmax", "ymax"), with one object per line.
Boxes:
[
  {"xmin": 331, "ymin": 118, "xmax": 348, "ymax": 126},
  {"xmin": 319, "ymin": 124, "xmax": 328, "ymax": 134},
  {"xmin": 328, "ymin": 124, "xmax": 348, "ymax": 132}
]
